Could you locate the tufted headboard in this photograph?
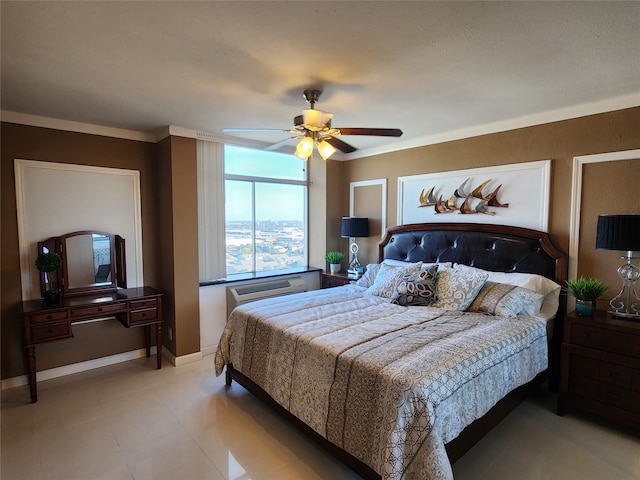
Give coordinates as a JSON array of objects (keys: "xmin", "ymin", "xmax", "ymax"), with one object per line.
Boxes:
[
  {"xmin": 379, "ymin": 222, "xmax": 568, "ymax": 390},
  {"xmin": 379, "ymin": 222, "xmax": 567, "ymax": 285}
]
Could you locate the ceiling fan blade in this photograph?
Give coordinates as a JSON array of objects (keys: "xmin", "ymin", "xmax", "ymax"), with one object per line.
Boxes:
[
  {"xmin": 223, "ymin": 128, "xmax": 291, "ymax": 133},
  {"xmin": 265, "ymin": 137, "xmax": 298, "ymax": 151},
  {"xmin": 325, "ymin": 136, "xmax": 357, "ymax": 154},
  {"xmin": 335, "ymin": 128, "xmax": 403, "ymax": 137}
]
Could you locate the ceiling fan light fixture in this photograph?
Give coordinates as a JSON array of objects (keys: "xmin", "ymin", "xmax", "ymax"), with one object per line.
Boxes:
[
  {"xmin": 303, "ymin": 109, "xmax": 333, "ymax": 128},
  {"xmin": 295, "ymin": 136, "xmax": 314, "ymax": 160},
  {"xmin": 224, "ymin": 89, "xmax": 402, "ymax": 160},
  {"xmin": 317, "ymin": 139, "xmax": 336, "ymax": 160},
  {"xmin": 294, "ymin": 149, "xmax": 310, "ymax": 161}
]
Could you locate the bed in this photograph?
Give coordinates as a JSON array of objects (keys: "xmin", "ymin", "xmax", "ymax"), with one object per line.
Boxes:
[{"xmin": 215, "ymin": 223, "xmax": 567, "ymax": 480}]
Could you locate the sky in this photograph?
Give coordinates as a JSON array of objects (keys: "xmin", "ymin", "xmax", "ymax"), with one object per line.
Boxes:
[{"xmin": 224, "ymin": 145, "xmax": 306, "ymax": 222}]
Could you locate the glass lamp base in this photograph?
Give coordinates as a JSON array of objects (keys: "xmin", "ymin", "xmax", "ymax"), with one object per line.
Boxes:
[{"xmin": 608, "ymin": 257, "xmax": 640, "ymax": 319}]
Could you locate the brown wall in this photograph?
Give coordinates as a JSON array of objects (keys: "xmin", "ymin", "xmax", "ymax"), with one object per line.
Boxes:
[
  {"xmin": 2, "ymin": 107, "xmax": 638, "ymax": 380},
  {"xmin": 1, "ymin": 122, "xmax": 162, "ymax": 378},
  {"xmin": 166, "ymin": 136, "xmax": 200, "ymax": 357},
  {"xmin": 579, "ymin": 159, "xmax": 640, "ymax": 310},
  {"xmin": 345, "ymin": 107, "xmax": 640, "ymax": 278}
]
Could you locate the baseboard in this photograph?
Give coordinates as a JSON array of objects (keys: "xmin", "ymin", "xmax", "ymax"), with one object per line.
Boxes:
[
  {"xmin": 164, "ymin": 350, "xmax": 203, "ymax": 366},
  {"xmin": 201, "ymin": 345, "xmax": 217, "ymax": 357},
  {"xmin": 1, "ymin": 347, "xmax": 157, "ymax": 391}
]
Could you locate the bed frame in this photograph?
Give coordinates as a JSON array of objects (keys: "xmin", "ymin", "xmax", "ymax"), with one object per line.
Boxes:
[{"xmin": 225, "ymin": 222, "xmax": 567, "ymax": 479}]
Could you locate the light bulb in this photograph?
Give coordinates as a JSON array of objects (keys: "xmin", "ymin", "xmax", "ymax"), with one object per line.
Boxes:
[
  {"xmin": 317, "ymin": 140, "xmax": 336, "ymax": 160},
  {"xmin": 295, "ymin": 136, "xmax": 314, "ymax": 160}
]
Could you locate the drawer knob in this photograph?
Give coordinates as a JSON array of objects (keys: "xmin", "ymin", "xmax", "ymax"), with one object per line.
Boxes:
[
  {"xmin": 47, "ymin": 315, "xmax": 52, "ymax": 320},
  {"xmin": 97, "ymin": 307, "xmax": 103, "ymax": 312}
]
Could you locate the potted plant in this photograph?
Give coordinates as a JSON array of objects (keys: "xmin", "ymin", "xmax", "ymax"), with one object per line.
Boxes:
[
  {"xmin": 35, "ymin": 252, "xmax": 63, "ymax": 306},
  {"xmin": 565, "ymin": 276, "xmax": 609, "ymax": 316},
  {"xmin": 325, "ymin": 251, "xmax": 344, "ymax": 274}
]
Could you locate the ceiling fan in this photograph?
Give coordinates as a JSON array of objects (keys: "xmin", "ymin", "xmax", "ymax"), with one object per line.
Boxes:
[{"xmin": 223, "ymin": 89, "xmax": 403, "ymax": 160}]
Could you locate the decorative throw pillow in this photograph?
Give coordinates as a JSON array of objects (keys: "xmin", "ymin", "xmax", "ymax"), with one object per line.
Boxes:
[
  {"xmin": 391, "ymin": 265, "xmax": 438, "ymax": 306},
  {"xmin": 354, "ymin": 263, "xmax": 382, "ymax": 289},
  {"xmin": 455, "ymin": 264, "xmax": 561, "ymax": 319},
  {"xmin": 364, "ymin": 262, "xmax": 422, "ymax": 298},
  {"xmin": 432, "ymin": 267, "xmax": 489, "ymax": 311},
  {"xmin": 467, "ymin": 281, "xmax": 544, "ymax": 317}
]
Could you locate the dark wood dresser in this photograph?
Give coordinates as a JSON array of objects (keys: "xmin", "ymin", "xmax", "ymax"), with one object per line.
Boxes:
[
  {"xmin": 18, "ymin": 286, "xmax": 163, "ymax": 403},
  {"xmin": 558, "ymin": 309, "xmax": 640, "ymax": 429},
  {"xmin": 321, "ymin": 272, "xmax": 353, "ymax": 288}
]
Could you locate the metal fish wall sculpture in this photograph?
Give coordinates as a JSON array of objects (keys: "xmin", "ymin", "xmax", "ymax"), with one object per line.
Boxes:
[{"xmin": 420, "ymin": 178, "xmax": 509, "ymax": 215}]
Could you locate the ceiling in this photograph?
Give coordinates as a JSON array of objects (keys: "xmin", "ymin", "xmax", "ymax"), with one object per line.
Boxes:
[{"xmin": 2, "ymin": 1, "xmax": 639, "ymax": 159}]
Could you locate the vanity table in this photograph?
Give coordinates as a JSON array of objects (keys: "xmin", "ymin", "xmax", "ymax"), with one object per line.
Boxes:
[
  {"xmin": 19, "ymin": 287, "xmax": 163, "ymax": 403},
  {"xmin": 19, "ymin": 230, "xmax": 164, "ymax": 403}
]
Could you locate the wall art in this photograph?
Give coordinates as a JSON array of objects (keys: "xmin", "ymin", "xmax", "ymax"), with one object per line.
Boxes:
[{"xmin": 398, "ymin": 160, "xmax": 551, "ymax": 231}]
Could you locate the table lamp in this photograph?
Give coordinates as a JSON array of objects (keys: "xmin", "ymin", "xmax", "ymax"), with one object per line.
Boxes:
[
  {"xmin": 341, "ymin": 217, "xmax": 369, "ymax": 278},
  {"xmin": 596, "ymin": 214, "xmax": 640, "ymax": 318}
]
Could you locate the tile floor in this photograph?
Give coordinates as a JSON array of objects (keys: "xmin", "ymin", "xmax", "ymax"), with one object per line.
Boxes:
[{"xmin": 2, "ymin": 355, "xmax": 639, "ymax": 480}]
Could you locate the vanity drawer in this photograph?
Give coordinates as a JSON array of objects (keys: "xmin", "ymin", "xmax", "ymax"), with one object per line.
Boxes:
[
  {"xmin": 29, "ymin": 310, "xmax": 69, "ymax": 324},
  {"xmin": 71, "ymin": 302, "xmax": 127, "ymax": 319},
  {"xmin": 129, "ymin": 298, "xmax": 158, "ymax": 310},
  {"xmin": 129, "ymin": 307, "xmax": 158, "ymax": 325},
  {"xmin": 31, "ymin": 322, "xmax": 71, "ymax": 342}
]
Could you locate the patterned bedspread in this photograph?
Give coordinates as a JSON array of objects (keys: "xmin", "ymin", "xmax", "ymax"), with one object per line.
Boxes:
[{"xmin": 215, "ymin": 284, "xmax": 549, "ymax": 480}]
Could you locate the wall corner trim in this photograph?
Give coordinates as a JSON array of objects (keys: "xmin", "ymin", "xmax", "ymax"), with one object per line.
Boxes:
[{"xmin": 568, "ymin": 149, "xmax": 640, "ymax": 311}]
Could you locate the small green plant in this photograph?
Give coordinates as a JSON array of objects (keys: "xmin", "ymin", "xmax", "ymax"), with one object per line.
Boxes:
[
  {"xmin": 35, "ymin": 252, "xmax": 62, "ymax": 273},
  {"xmin": 325, "ymin": 251, "xmax": 344, "ymax": 264},
  {"xmin": 565, "ymin": 276, "xmax": 609, "ymax": 301}
]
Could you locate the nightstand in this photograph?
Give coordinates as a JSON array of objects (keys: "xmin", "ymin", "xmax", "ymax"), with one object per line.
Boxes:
[
  {"xmin": 321, "ymin": 272, "xmax": 353, "ymax": 289},
  {"xmin": 558, "ymin": 309, "xmax": 640, "ymax": 429}
]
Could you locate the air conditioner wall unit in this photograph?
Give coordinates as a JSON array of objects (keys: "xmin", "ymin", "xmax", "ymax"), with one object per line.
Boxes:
[{"xmin": 226, "ymin": 276, "xmax": 307, "ymax": 317}]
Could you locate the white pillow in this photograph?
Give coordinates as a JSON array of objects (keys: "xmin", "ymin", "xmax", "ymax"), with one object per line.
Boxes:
[
  {"xmin": 382, "ymin": 259, "xmax": 424, "ymax": 268},
  {"xmin": 432, "ymin": 267, "xmax": 489, "ymax": 311},
  {"xmin": 364, "ymin": 262, "xmax": 422, "ymax": 298},
  {"xmin": 455, "ymin": 264, "xmax": 561, "ymax": 319},
  {"xmin": 354, "ymin": 263, "xmax": 381, "ymax": 289},
  {"xmin": 383, "ymin": 259, "xmax": 452, "ymax": 271}
]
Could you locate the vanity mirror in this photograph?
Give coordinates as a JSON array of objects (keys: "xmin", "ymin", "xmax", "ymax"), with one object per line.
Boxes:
[{"xmin": 38, "ymin": 230, "xmax": 127, "ymax": 297}]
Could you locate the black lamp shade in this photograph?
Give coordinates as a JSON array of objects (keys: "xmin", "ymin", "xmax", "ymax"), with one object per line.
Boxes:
[
  {"xmin": 341, "ymin": 217, "xmax": 369, "ymax": 238},
  {"xmin": 596, "ymin": 214, "xmax": 640, "ymax": 251}
]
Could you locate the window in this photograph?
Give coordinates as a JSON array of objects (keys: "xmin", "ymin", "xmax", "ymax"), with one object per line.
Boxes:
[{"xmin": 224, "ymin": 145, "xmax": 307, "ymax": 275}]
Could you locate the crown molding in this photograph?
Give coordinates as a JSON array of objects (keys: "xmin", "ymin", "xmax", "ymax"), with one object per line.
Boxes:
[
  {"xmin": 1, "ymin": 111, "xmax": 157, "ymax": 143},
  {"xmin": 343, "ymin": 92, "xmax": 640, "ymax": 160},
  {"xmin": 4, "ymin": 90, "xmax": 638, "ymax": 158}
]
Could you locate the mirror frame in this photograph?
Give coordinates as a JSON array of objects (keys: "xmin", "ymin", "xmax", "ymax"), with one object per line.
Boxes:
[{"xmin": 38, "ymin": 230, "xmax": 126, "ymax": 297}]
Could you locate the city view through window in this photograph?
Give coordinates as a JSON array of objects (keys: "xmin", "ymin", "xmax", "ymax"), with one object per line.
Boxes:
[
  {"xmin": 225, "ymin": 219, "xmax": 306, "ymax": 274},
  {"xmin": 224, "ymin": 146, "xmax": 307, "ymax": 275}
]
